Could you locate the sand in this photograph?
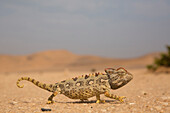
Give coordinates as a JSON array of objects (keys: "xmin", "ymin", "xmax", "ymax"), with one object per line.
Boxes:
[
  {"xmin": 0, "ymin": 68, "xmax": 170, "ymax": 113},
  {"xmin": 0, "ymin": 50, "xmax": 169, "ymax": 113}
]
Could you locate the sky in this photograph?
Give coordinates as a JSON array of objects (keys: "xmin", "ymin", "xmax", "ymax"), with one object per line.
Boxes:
[{"xmin": 0, "ymin": 0, "xmax": 170, "ymax": 58}]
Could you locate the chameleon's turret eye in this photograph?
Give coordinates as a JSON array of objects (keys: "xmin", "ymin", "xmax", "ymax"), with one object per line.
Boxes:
[
  {"xmin": 105, "ymin": 68, "xmax": 116, "ymax": 74},
  {"xmin": 116, "ymin": 67, "xmax": 127, "ymax": 73}
]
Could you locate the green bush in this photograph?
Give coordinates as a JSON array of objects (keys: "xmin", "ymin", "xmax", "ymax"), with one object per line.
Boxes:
[
  {"xmin": 146, "ymin": 65, "xmax": 157, "ymax": 71},
  {"xmin": 147, "ymin": 45, "xmax": 170, "ymax": 71}
]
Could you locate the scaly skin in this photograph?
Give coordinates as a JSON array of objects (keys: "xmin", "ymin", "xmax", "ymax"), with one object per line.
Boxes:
[{"xmin": 16, "ymin": 67, "xmax": 133, "ymax": 104}]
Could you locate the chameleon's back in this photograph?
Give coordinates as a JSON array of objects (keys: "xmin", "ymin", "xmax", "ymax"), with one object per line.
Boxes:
[{"xmin": 56, "ymin": 73, "xmax": 110, "ymax": 100}]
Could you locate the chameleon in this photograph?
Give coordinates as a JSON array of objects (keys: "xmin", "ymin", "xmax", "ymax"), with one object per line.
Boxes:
[{"xmin": 16, "ymin": 67, "xmax": 133, "ymax": 104}]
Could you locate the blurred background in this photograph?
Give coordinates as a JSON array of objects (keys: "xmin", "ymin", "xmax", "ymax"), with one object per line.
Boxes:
[
  {"xmin": 0, "ymin": 0, "xmax": 170, "ymax": 73},
  {"xmin": 1, "ymin": 2, "xmax": 170, "ymax": 113}
]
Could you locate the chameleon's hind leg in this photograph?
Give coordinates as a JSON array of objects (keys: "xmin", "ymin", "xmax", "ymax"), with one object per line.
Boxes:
[
  {"xmin": 104, "ymin": 91, "xmax": 126, "ymax": 102},
  {"xmin": 47, "ymin": 92, "xmax": 58, "ymax": 104},
  {"xmin": 96, "ymin": 94, "xmax": 105, "ymax": 103}
]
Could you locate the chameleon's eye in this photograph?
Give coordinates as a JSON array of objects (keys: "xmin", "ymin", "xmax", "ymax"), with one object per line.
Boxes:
[
  {"xmin": 116, "ymin": 67, "xmax": 127, "ymax": 73},
  {"xmin": 105, "ymin": 68, "xmax": 116, "ymax": 74}
]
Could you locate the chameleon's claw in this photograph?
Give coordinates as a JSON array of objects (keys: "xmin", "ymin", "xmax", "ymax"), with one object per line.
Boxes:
[
  {"xmin": 96, "ymin": 100, "xmax": 105, "ymax": 103},
  {"xmin": 118, "ymin": 96, "xmax": 126, "ymax": 102},
  {"xmin": 46, "ymin": 100, "xmax": 54, "ymax": 104}
]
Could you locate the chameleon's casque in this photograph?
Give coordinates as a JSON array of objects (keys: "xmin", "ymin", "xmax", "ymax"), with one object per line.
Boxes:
[{"xmin": 16, "ymin": 67, "xmax": 133, "ymax": 103}]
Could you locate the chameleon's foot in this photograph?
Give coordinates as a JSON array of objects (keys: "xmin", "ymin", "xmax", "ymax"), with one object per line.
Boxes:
[
  {"xmin": 47, "ymin": 93, "xmax": 58, "ymax": 104},
  {"xmin": 117, "ymin": 96, "xmax": 126, "ymax": 102},
  {"xmin": 96, "ymin": 99, "xmax": 105, "ymax": 103},
  {"xmin": 104, "ymin": 91, "xmax": 126, "ymax": 103},
  {"xmin": 46, "ymin": 100, "xmax": 54, "ymax": 104}
]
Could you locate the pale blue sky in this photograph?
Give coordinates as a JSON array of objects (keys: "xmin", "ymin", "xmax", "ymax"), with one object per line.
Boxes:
[{"xmin": 0, "ymin": 0, "xmax": 170, "ymax": 58}]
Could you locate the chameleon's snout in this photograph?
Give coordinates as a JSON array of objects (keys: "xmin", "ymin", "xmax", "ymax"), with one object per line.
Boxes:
[{"xmin": 126, "ymin": 72, "xmax": 133, "ymax": 82}]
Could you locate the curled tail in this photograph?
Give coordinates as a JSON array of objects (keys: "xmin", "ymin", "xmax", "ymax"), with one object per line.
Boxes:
[{"xmin": 16, "ymin": 77, "xmax": 54, "ymax": 92}]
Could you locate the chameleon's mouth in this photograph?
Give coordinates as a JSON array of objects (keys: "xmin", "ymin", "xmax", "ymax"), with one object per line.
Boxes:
[{"xmin": 125, "ymin": 74, "xmax": 133, "ymax": 82}]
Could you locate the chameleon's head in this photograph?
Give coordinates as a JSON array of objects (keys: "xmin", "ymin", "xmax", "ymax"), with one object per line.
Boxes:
[{"xmin": 105, "ymin": 67, "xmax": 133, "ymax": 90}]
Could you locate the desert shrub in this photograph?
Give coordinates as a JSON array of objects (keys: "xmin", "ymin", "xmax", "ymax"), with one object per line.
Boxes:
[
  {"xmin": 147, "ymin": 45, "xmax": 170, "ymax": 71},
  {"xmin": 146, "ymin": 65, "xmax": 157, "ymax": 71}
]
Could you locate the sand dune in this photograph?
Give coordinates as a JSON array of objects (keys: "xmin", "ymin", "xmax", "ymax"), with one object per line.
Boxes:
[{"xmin": 0, "ymin": 50, "xmax": 160, "ymax": 72}]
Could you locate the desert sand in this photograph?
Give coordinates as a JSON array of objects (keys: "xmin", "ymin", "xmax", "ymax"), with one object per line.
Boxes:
[{"xmin": 0, "ymin": 50, "xmax": 169, "ymax": 113}]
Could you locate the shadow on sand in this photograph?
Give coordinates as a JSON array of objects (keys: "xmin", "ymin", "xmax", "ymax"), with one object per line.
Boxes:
[{"xmin": 56, "ymin": 100, "xmax": 120, "ymax": 104}]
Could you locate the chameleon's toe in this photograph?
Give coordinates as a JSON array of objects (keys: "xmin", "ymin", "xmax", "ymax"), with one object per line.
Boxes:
[
  {"xmin": 46, "ymin": 100, "xmax": 54, "ymax": 104},
  {"xmin": 118, "ymin": 96, "xmax": 126, "ymax": 102},
  {"xmin": 96, "ymin": 100, "xmax": 105, "ymax": 103}
]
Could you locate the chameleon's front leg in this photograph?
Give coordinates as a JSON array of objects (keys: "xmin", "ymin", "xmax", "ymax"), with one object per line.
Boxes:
[
  {"xmin": 47, "ymin": 92, "xmax": 58, "ymax": 104},
  {"xmin": 104, "ymin": 91, "xmax": 126, "ymax": 102}
]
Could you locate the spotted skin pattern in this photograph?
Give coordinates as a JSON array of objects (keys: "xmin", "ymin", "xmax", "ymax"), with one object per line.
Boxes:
[{"xmin": 16, "ymin": 67, "xmax": 133, "ymax": 104}]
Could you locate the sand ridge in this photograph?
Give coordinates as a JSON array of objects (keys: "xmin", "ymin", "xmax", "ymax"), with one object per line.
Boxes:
[{"xmin": 0, "ymin": 50, "xmax": 160, "ymax": 72}]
